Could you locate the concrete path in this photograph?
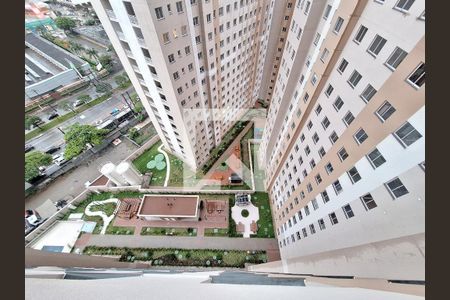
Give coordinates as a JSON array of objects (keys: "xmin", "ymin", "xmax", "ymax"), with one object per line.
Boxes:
[
  {"xmin": 231, "ymin": 203, "xmax": 260, "ymax": 238},
  {"xmin": 84, "ymin": 235, "xmax": 278, "ymax": 252},
  {"xmin": 157, "ymin": 144, "xmax": 170, "ymax": 187},
  {"xmin": 84, "ymin": 198, "xmax": 119, "ymax": 235}
]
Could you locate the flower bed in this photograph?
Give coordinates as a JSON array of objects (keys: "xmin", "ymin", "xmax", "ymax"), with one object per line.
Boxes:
[
  {"xmin": 83, "ymin": 246, "xmax": 267, "ymax": 268},
  {"xmin": 140, "ymin": 227, "xmax": 197, "ymax": 237}
]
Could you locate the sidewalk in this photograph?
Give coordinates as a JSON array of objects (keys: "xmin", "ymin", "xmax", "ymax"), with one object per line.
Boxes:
[{"xmin": 82, "ymin": 234, "xmax": 280, "ymax": 260}]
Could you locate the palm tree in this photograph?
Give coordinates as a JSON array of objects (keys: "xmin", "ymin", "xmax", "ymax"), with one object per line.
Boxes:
[
  {"xmin": 69, "ymin": 41, "xmax": 83, "ymax": 55},
  {"xmin": 86, "ymin": 48, "xmax": 99, "ymax": 63}
]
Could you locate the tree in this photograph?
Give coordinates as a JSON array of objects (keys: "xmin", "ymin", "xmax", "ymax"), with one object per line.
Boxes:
[
  {"xmin": 77, "ymin": 94, "xmax": 92, "ymax": 103},
  {"xmin": 63, "ymin": 124, "xmax": 109, "ymax": 160},
  {"xmin": 86, "ymin": 48, "xmax": 99, "ymax": 63},
  {"xmin": 128, "ymin": 128, "xmax": 139, "ymax": 141},
  {"xmin": 114, "ymin": 74, "xmax": 130, "ymax": 89},
  {"xmin": 68, "ymin": 41, "xmax": 83, "ymax": 54},
  {"xmin": 25, "ymin": 116, "xmax": 43, "ymax": 130},
  {"xmin": 25, "ymin": 151, "xmax": 52, "ymax": 181},
  {"xmin": 98, "ymin": 54, "xmax": 113, "ymax": 71},
  {"xmin": 60, "ymin": 101, "xmax": 77, "ymax": 113},
  {"xmin": 55, "ymin": 17, "xmax": 77, "ymax": 32},
  {"xmin": 95, "ymin": 82, "xmax": 112, "ymax": 94},
  {"xmin": 84, "ymin": 19, "xmax": 96, "ymax": 26}
]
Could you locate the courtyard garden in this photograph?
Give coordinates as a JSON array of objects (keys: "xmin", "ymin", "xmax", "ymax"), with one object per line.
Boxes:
[
  {"xmin": 204, "ymin": 228, "xmax": 229, "ymax": 237},
  {"xmin": 82, "ymin": 246, "xmax": 267, "ymax": 268},
  {"xmin": 132, "ymin": 140, "xmax": 192, "ymax": 186},
  {"xmin": 127, "ymin": 122, "xmax": 157, "ymax": 146},
  {"xmin": 140, "ymin": 227, "xmax": 197, "ymax": 237}
]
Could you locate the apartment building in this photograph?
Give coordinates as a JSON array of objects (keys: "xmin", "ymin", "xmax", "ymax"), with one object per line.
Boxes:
[
  {"xmin": 90, "ymin": 0, "xmax": 280, "ymax": 170},
  {"xmin": 257, "ymin": 0, "xmax": 425, "ymax": 280}
]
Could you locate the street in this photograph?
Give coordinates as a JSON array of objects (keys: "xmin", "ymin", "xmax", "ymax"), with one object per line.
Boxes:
[
  {"xmin": 27, "ymin": 86, "xmax": 135, "ymax": 155},
  {"xmin": 25, "ymin": 137, "xmax": 139, "ymax": 215},
  {"xmin": 26, "ymin": 72, "xmax": 125, "ymax": 133}
]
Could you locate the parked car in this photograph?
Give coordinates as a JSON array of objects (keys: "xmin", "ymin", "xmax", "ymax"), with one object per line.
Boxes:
[
  {"xmin": 55, "ymin": 155, "xmax": 68, "ymax": 166},
  {"xmin": 110, "ymin": 108, "xmax": 120, "ymax": 116},
  {"xmin": 48, "ymin": 112, "xmax": 59, "ymax": 120},
  {"xmin": 25, "ymin": 209, "xmax": 45, "ymax": 236},
  {"xmin": 73, "ymin": 100, "xmax": 85, "ymax": 107},
  {"xmin": 25, "ymin": 144, "xmax": 34, "ymax": 153},
  {"xmin": 45, "ymin": 146, "xmax": 61, "ymax": 155}
]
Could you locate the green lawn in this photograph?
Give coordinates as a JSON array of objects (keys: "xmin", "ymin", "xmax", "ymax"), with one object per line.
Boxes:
[
  {"xmin": 204, "ymin": 228, "xmax": 229, "ymax": 237},
  {"xmin": 132, "ymin": 141, "xmax": 166, "ymax": 186},
  {"xmin": 105, "ymin": 217, "xmax": 135, "ymax": 235},
  {"xmin": 90, "ymin": 202, "xmax": 117, "ymax": 217},
  {"xmin": 201, "ymin": 121, "xmax": 249, "ymax": 174},
  {"xmin": 251, "ymin": 192, "xmax": 275, "ymax": 238},
  {"xmin": 83, "ymin": 246, "xmax": 267, "ymax": 268},
  {"xmin": 141, "ymin": 227, "xmax": 197, "ymax": 236},
  {"xmin": 132, "ymin": 123, "xmax": 157, "ymax": 146},
  {"xmin": 25, "ymin": 92, "xmax": 113, "ymax": 141},
  {"xmin": 240, "ymin": 125, "xmax": 254, "ymax": 169}
]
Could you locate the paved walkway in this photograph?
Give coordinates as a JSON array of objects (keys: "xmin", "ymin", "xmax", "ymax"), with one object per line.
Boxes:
[
  {"xmin": 84, "ymin": 235, "xmax": 278, "ymax": 254},
  {"xmin": 157, "ymin": 144, "xmax": 170, "ymax": 187}
]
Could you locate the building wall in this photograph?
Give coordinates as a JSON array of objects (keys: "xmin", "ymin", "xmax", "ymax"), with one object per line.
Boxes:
[
  {"xmin": 91, "ymin": 0, "xmax": 276, "ymax": 170},
  {"xmin": 258, "ymin": 0, "xmax": 425, "ymax": 278}
]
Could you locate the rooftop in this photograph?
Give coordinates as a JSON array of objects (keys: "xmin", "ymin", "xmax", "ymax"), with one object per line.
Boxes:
[{"xmin": 138, "ymin": 195, "xmax": 199, "ymax": 218}]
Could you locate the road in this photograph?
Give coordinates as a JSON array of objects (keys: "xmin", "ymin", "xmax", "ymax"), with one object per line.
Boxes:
[
  {"xmin": 25, "ymin": 137, "xmax": 139, "ymax": 214},
  {"xmin": 27, "ymin": 86, "xmax": 135, "ymax": 155},
  {"xmin": 26, "ymin": 73, "xmax": 124, "ymax": 133}
]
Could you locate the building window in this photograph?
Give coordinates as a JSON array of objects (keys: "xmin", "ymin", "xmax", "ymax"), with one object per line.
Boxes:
[
  {"xmin": 307, "ymin": 121, "xmax": 313, "ymax": 130},
  {"xmin": 302, "ymin": 228, "xmax": 308, "ymax": 238},
  {"xmin": 385, "ymin": 47, "xmax": 408, "ymax": 70},
  {"xmin": 347, "ymin": 167, "xmax": 362, "ymax": 184},
  {"xmin": 361, "ymin": 193, "xmax": 377, "ymax": 210},
  {"xmin": 333, "ymin": 97, "xmax": 344, "ymax": 111},
  {"xmin": 175, "ymin": 1, "xmax": 183, "ymax": 13},
  {"xmin": 342, "ymin": 204, "xmax": 355, "ymax": 218},
  {"xmin": 185, "ymin": 46, "xmax": 190, "ymax": 55},
  {"xmin": 325, "ymin": 162, "xmax": 333, "ymax": 174},
  {"xmin": 163, "ymin": 32, "xmax": 170, "ymax": 44},
  {"xmin": 304, "ymin": 1, "xmax": 311, "ymax": 14},
  {"xmin": 168, "ymin": 54, "xmax": 175, "ymax": 63},
  {"xmin": 304, "ymin": 205, "xmax": 310, "ymax": 216},
  {"xmin": 360, "ymin": 84, "xmax": 377, "ymax": 102},
  {"xmin": 181, "ymin": 25, "xmax": 188, "ymax": 36},
  {"xmin": 343, "ymin": 111, "xmax": 355, "ymax": 126},
  {"xmin": 307, "ymin": 183, "xmax": 313, "ymax": 193},
  {"xmin": 312, "ymin": 198, "xmax": 319, "ymax": 210},
  {"xmin": 367, "ymin": 35, "xmax": 387, "ymax": 56},
  {"xmin": 354, "ymin": 25, "xmax": 368, "ymax": 44},
  {"xmin": 173, "ymin": 72, "xmax": 179, "ymax": 80},
  {"xmin": 333, "ymin": 180, "xmax": 343, "ymax": 195},
  {"xmin": 366, "ymin": 148, "xmax": 386, "ymax": 168},
  {"xmin": 321, "ymin": 190, "xmax": 330, "ymax": 203},
  {"xmin": 313, "ymin": 33, "xmax": 321, "ymax": 46},
  {"xmin": 155, "ymin": 7, "xmax": 164, "ymax": 19},
  {"xmin": 329, "ymin": 131, "xmax": 338, "ymax": 144},
  {"xmin": 348, "ymin": 70, "xmax": 362, "ymax": 88},
  {"xmin": 385, "ymin": 177, "xmax": 409, "ymax": 199},
  {"xmin": 318, "ymin": 147, "xmax": 326, "ymax": 158},
  {"xmin": 325, "ymin": 84, "xmax": 334, "ymax": 97},
  {"xmin": 311, "ymin": 73, "xmax": 318, "ymax": 85},
  {"xmin": 337, "ymin": 58, "xmax": 348, "ymax": 74},
  {"xmin": 296, "ymin": 231, "xmax": 301, "ymax": 240},
  {"xmin": 312, "ymin": 133, "xmax": 320, "ymax": 144},
  {"xmin": 315, "ymin": 174, "xmax": 322, "ymax": 185},
  {"xmin": 309, "ymin": 224, "xmax": 316, "ymax": 234},
  {"xmin": 394, "ymin": 0, "xmax": 416, "ymax": 12},
  {"xmin": 376, "ymin": 101, "xmax": 396, "ymax": 122},
  {"xmin": 407, "ymin": 62, "xmax": 425, "ymax": 88},
  {"xmin": 298, "ymin": 210, "xmax": 303, "ymax": 221},
  {"xmin": 323, "ymin": 4, "xmax": 332, "ymax": 20},
  {"xmin": 394, "ymin": 122, "xmax": 423, "ymax": 147},
  {"xmin": 321, "ymin": 117, "xmax": 330, "ymax": 129},
  {"xmin": 321, "ymin": 48, "xmax": 329, "ymax": 62},
  {"xmin": 334, "ymin": 17, "xmax": 344, "ymax": 33},
  {"xmin": 305, "ymin": 146, "xmax": 311, "ymax": 156},
  {"xmin": 354, "ymin": 128, "xmax": 368, "ymax": 144},
  {"xmin": 329, "ymin": 212, "xmax": 338, "ymax": 225},
  {"xmin": 318, "ymin": 218, "xmax": 326, "ymax": 230},
  {"xmin": 193, "ymin": 16, "xmax": 199, "ymax": 26},
  {"xmin": 315, "ymin": 105, "xmax": 322, "ymax": 115},
  {"xmin": 338, "ymin": 147, "xmax": 348, "ymax": 161}
]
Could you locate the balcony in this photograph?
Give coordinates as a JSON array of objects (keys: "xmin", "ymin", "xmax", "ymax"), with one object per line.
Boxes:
[
  {"xmin": 124, "ymin": 49, "xmax": 133, "ymax": 58},
  {"xmin": 116, "ymin": 31, "xmax": 126, "ymax": 41},
  {"xmin": 128, "ymin": 14, "xmax": 139, "ymax": 26},
  {"xmin": 138, "ymin": 79, "xmax": 147, "ymax": 86},
  {"xmin": 105, "ymin": 9, "xmax": 117, "ymax": 20},
  {"xmin": 137, "ymin": 37, "xmax": 146, "ymax": 47},
  {"xmin": 132, "ymin": 65, "xmax": 141, "ymax": 73},
  {"xmin": 144, "ymin": 56, "xmax": 152, "ymax": 65}
]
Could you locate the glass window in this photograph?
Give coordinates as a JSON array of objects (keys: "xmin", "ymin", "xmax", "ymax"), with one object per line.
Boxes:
[
  {"xmin": 376, "ymin": 101, "xmax": 396, "ymax": 121},
  {"xmin": 407, "ymin": 62, "xmax": 425, "ymax": 88},
  {"xmin": 361, "ymin": 193, "xmax": 377, "ymax": 210},
  {"xmin": 333, "ymin": 97, "xmax": 344, "ymax": 111},
  {"xmin": 337, "ymin": 58, "xmax": 348, "ymax": 73},
  {"xmin": 367, "ymin": 35, "xmax": 387, "ymax": 56},
  {"xmin": 354, "ymin": 25, "xmax": 368, "ymax": 43},
  {"xmin": 155, "ymin": 7, "xmax": 164, "ymax": 19},
  {"xmin": 366, "ymin": 148, "xmax": 386, "ymax": 168},
  {"xmin": 338, "ymin": 147, "xmax": 348, "ymax": 161},
  {"xmin": 343, "ymin": 111, "xmax": 355, "ymax": 126},
  {"xmin": 348, "ymin": 70, "xmax": 362, "ymax": 88},
  {"xmin": 360, "ymin": 84, "xmax": 377, "ymax": 102},
  {"xmin": 347, "ymin": 167, "xmax": 362, "ymax": 183},
  {"xmin": 354, "ymin": 128, "xmax": 368, "ymax": 144},
  {"xmin": 329, "ymin": 212, "xmax": 338, "ymax": 225},
  {"xmin": 386, "ymin": 47, "xmax": 408, "ymax": 70},
  {"xmin": 342, "ymin": 204, "xmax": 355, "ymax": 218},
  {"xmin": 334, "ymin": 17, "xmax": 344, "ymax": 33},
  {"xmin": 333, "ymin": 180, "xmax": 343, "ymax": 195},
  {"xmin": 395, "ymin": 0, "xmax": 416, "ymax": 12},
  {"xmin": 318, "ymin": 218, "xmax": 326, "ymax": 230},
  {"xmin": 386, "ymin": 177, "xmax": 409, "ymax": 198},
  {"xmin": 394, "ymin": 122, "xmax": 422, "ymax": 146},
  {"xmin": 321, "ymin": 190, "xmax": 330, "ymax": 203}
]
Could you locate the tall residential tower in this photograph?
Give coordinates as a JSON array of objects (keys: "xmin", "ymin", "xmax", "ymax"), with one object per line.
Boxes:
[
  {"xmin": 255, "ymin": 0, "xmax": 425, "ymax": 279},
  {"xmin": 90, "ymin": 0, "xmax": 283, "ymax": 170}
]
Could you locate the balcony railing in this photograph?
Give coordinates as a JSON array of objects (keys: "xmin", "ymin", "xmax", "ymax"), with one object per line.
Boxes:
[
  {"xmin": 132, "ymin": 65, "xmax": 141, "ymax": 73},
  {"xmin": 128, "ymin": 14, "xmax": 139, "ymax": 25},
  {"xmin": 137, "ymin": 37, "xmax": 146, "ymax": 47},
  {"xmin": 138, "ymin": 79, "xmax": 147, "ymax": 86},
  {"xmin": 124, "ymin": 49, "xmax": 133, "ymax": 58},
  {"xmin": 144, "ymin": 56, "xmax": 152, "ymax": 65},
  {"xmin": 116, "ymin": 31, "xmax": 126, "ymax": 41},
  {"xmin": 105, "ymin": 9, "xmax": 117, "ymax": 20}
]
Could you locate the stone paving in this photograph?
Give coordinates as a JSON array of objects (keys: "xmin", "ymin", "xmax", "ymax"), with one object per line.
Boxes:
[{"xmin": 231, "ymin": 202, "xmax": 260, "ymax": 238}]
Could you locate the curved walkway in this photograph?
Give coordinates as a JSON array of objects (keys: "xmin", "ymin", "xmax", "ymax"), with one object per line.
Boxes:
[
  {"xmin": 231, "ymin": 203, "xmax": 260, "ymax": 238},
  {"xmin": 157, "ymin": 144, "xmax": 170, "ymax": 187},
  {"xmin": 84, "ymin": 198, "xmax": 119, "ymax": 235}
]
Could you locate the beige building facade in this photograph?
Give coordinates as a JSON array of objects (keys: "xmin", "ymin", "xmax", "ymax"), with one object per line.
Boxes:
[
  {"xmin": 90, "ymin": 0, "xmax": 284, "ymax": 170},
  {"xmin": 257, "ymin": 0, "xmax": 425, "ymax": 280}
]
